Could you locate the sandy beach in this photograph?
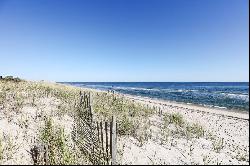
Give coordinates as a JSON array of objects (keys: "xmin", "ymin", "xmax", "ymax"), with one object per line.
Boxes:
[
  {"xmin": 0, "ymin": 81, "xmax": 249, "ymax": 165},
  {"xmin": 77, "ymin": 85, "xmax": 249, "ymax": 119},
  {"xmin": 77, "ymin": 86, "xmax": 249, "ymax": 164},
  {"xmin": 117, "ymin": 92, "xmax": 249, "ymax": 164}
]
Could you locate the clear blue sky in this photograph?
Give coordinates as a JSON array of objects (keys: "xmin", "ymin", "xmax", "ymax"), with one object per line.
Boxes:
[{"xmin": 0, "ymin": 0, "xmax": 249, "ymax": 82}]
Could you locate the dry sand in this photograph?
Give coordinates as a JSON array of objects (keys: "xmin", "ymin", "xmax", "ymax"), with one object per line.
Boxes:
[
  {"xmin": 115, "ymin": 93, "xmax": 249, "ymax": 165},
  {"xmin": 81, "ymin": 87, "xmax": 249, "ymax": 165},
  {"xmin": 0, "ymin": 83, "xmax": 249, "ymax": 165}
]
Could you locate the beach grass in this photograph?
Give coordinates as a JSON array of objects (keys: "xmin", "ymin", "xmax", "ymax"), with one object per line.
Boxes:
[{"xmin": 0, "ymin": 79, "xmax": 249, "ymax": 165}]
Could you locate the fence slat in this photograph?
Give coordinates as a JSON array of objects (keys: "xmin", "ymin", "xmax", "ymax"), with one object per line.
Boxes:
[
  {"xmin": 110, "ymin": 119, "xmax": 113, "ymax": 158},
  {"xmin": 90, "ymin": 123, "xmax": 95, "ymax": 164},
  {"xmin": 105, "ymin": 122, "xmax": 109, "ymax": 164},
  {"xmin": 75, "ymin": 92, "xmax": 118, "ymax": 165},
  {"xmin": 44, "ymin": 144, "xmax": 49, "ymax": 165},
  {"xmin": 111, "ymin": 116, "xmax": 117, "ymax": 165},
  {"xmin": 100, "ymin": 122, "xmax": 105, "ymax": 165},
  {"xmin": 96, "ymin": 122, "xmax": 102, "ymax": 164}
]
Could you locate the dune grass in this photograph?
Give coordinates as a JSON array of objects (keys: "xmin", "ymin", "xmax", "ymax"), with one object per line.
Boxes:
[
  {"xmin": 39, "ymin": 117, "xmax": 75, "ymax": 165},
  {"xmin": 1, "ymin": 79, "xmax": 243, "ymax": 165}
]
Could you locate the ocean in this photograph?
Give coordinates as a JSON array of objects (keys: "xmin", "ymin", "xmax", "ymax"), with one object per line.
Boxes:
[{"xmin": 60, "ymin": 82, "xmax": 249, "ymax": 112}]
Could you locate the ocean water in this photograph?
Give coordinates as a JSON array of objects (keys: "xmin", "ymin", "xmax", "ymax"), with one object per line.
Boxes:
[{"xmin": 61, "ymin": 82, "xmax": 249, "ymax": 112}]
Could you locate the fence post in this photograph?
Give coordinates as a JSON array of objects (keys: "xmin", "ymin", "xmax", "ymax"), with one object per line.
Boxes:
[
  {"xmin": 44, "ymin": 144, "xmax": 49, "ymax": 165},
  {"xmin": 111, "ymin": 116, "xmax": 117, "ymax": 165},
  {"xmin": 100, "ymin": 122, "xmax": 105, "ymax": 164},
  {"xmin": 105, "ymin": 122, "xmax": 109, "ymax": 164}
]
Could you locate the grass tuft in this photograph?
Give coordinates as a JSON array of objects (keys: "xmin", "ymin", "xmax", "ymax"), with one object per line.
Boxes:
[
  {"xmin": 40, "ymin": 117, "xmax": 74, "ymax": 165},
  {"xmin": 163, "ymin": 113, "xmax": 185, "ymax": 127}
]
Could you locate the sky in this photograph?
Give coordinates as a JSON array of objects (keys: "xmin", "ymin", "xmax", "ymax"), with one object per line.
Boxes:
[{"xmin": 0, "ymin": 0, "xmax": 249, "ymax": 82}]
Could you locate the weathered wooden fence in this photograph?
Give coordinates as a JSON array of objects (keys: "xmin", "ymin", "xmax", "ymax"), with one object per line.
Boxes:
[
  {"xmin": 72, "ymin": 91, "xmax": 117, "ymax": 165},
  {"xmin": 31, "ymin": 91, "xmax": 118, "ymax": 165}
]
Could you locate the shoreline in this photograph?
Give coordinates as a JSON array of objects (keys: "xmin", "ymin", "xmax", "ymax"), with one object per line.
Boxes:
[
  {"xmin": 124, "ymin": 93, "xmax": 249, "ymax": 120},
  {"xmin": 60, "ymin": 83, "xmax": 249, "ymax": 120},
  {"xmin": 63, "ymin": 83, "xmax": 249, "ymax": 164}
]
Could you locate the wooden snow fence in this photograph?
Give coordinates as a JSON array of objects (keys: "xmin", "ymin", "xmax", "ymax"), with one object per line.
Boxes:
[
  {"xmin": 72, "ymin": 91, "xmax": 118, "ymax": 165},
  {"xmin": 30, "ymin": 91, "xmax": 118, "ymax": 165}
]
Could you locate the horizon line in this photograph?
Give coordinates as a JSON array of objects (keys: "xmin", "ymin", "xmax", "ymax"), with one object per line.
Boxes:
[{"xmin": 57, "ymin": 81, "xmax": 249, "ymax": 83}]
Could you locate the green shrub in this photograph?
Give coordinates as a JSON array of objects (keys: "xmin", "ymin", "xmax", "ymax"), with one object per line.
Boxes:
[
  {"xmin": 186, "ymin": 123, "xmax": 205, "ymax": 139},
  {"xmin": 3, "ymin": 76, "xmax": 22, "ymax": 82},
  {"xmin": 212, "ymin": 138, "xmax": 224, "ymax": 153},
  {"xmin": 163, "ymin": 113, "xmax": 185, "ymax": 127},
  {"xmin": 117, "ymin": 116, "xmax": 137, "ymax": 136},
  {"xmin": 40, "ymin": 117, "xmax": 74, "ymax": 165}
]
